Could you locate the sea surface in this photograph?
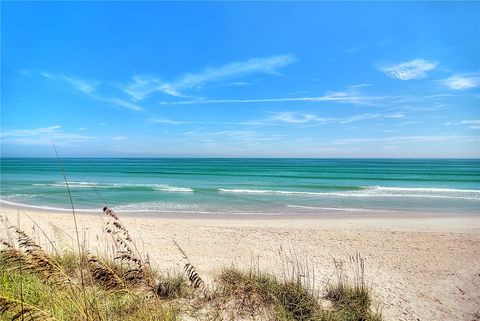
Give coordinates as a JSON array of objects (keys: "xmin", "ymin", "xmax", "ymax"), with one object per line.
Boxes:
[{"xmin": 1, "ymin": 158, "xmax": 479, "ymax": 215}]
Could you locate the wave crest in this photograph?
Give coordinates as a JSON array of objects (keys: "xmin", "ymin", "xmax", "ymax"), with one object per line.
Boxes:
[
  {"xmin": 219, "ymin": 186, "xmax": 480, "ymax": 200},
  {"xmin": 33, "ymin": 181, "xmax": 193, "ymax": 193}
]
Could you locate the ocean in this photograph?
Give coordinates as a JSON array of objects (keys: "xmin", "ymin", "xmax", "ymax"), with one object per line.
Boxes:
[{"xmin": 1, "ymin": 158, "xmax": 479, "ymax": 215}]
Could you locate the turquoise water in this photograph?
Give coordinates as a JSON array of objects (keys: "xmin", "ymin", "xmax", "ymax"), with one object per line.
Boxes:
[{"xmin": 1, "ymin": 158, "xmax": 479, "ymax": 215}]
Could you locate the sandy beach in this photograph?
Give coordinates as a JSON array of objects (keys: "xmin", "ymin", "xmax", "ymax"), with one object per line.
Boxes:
[{"xmin": 1, "ymin": 204, "xmax": 479, "ymax": 321}]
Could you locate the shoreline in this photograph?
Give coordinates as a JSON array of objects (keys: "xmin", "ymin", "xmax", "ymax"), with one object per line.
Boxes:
[{"xmin": 1, "ymin": 200, "xmax": 479, "ymax": 233}]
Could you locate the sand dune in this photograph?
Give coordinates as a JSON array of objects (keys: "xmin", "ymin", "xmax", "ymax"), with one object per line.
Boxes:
[{"xmin": 1, "ymin": 205, "xmax": 479, "ymax": 321}]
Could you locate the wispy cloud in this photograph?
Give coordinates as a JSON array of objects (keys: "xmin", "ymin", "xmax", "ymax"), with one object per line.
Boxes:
[
  {"xmin": 176, "ymin": 54, "xmax": 295, "ymax": 88},
  {"xmin": 441, "ymin": 75, "xmax": 480, "ymax": 90},
  {"xmin": 158, "ymin": 89, "xmax": 385, "ymax": 106},
  {"xmin": 461, "ymin": 120, "xmax": 480, "ymax": 129},
  {"xmin": 150, "ymin": 118, "xmax": 191, "ymax": 125},
  {"xmin": 1, "ymin": 125, "xmax": 94, "ymax": 146},
  {"xmin": 183, "ymin": 129, "xmax": 286, "ymax": 145},
  {"xmin": 41, "ymin": 72, "xmax": 143, "ymax": 111},
  {"xmin": 104, "ymin": 98, "xmax": 143, "ymax": 111},
  {"xmin": 41, "ymin": 55, "xmax": 296, "ymax": 111},
  {"xmin": 41, "ymin": 73, "xmax": 97, "ymax": 94},
  {"xmin": 269, "ymin": 112, "xmax": 331, "ymax": 124},
  {"xmin": 332, "ymin": 135, "xmax": 473, "ymax": 145},
  {"xmin": 148, "ymin": 111, "xmax": 404, "ymax": 128},
  {"xmin": 122, "ymin": 75, "xmax": 183, "ymax": 101},
  {"xmin": 149, "ymin": 117, "xmax": 257, "ymax": 126},
  {"xmin": 111, "ymin": 136, "xmax": 127, "ymax": 141},
  {"xmin": 122, "ymin": 54, "xmax": 296, "ymax": 100},
  {"xmin": 380, "ymin": 59, "xmax": 437, "ymax": 80},
  {"xmin": 402, "ymin": 103, "xmax": 447, "ymax": 112},
  {"xmin": 341, "ymin": 112, "xmax": 404, "ymax": 124},
  {"xmin": 400, "ymin": 121, "xmax": 423, "ymax": 125}
]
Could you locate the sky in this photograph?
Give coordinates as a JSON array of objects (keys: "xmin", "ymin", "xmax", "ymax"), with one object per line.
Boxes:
[{"xmin": 1, "ymin": 1, "xmax": 479, "ymax": 158}]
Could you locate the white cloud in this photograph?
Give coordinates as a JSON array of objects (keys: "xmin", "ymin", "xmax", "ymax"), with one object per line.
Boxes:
[
  {"xmin": 332, "ymin": 135, "xmax": 472, "ymax": 145},
  {"xmin": 462, "ymin": 120, "xmax": 480, "ymax": 125},
  {"xmin": 121, "ymin": 54, "xmax": 296, "ymax": 100},
  {"xmin": 441, "ymin": 75, "xmax": 480, "ymax": 90},
  {"xmin": 150, "ymin": 117, "xmax": 258, "ymax": 126},
  {"xmin": 229, "ymin": 81, "xmax": 251, "ymax": 86},
  {"xmin": 1, "ymin": 125, "xmax": 93, "ymax": 146},
  {"xmin": 347, "ymin": 83, "xmax": 372, "ymax": 89},
  {"xmin": 341, "ymin": 113, "xmax": 404, "ymax": 124},
  {"xmin": 381, "ymin": 59, "xmax": 437, "ymax": 80},
  {"xmin": 401, "ymin": 121, "xmax": 423, "ymax": 125},
  {"xmin": 150, "ymin": 118, "xmax": 190, "ymax": 125},
  {"xmin": 103, "ymin": 97, "xmax": 142, "ymax": 111},
  {"xmin": 41, "ymin": 73, "xmax": 143, "ymax": 111},
  {"xmin": 221, "ymin": 130, "xmax": 286, "ymax": 142},
  {"xmin": 111, "ymin": 136, "xmax": 127, "ymax": 141},
  {"xmin": 462, "ymin": 120, "xmax": 480, "ymax": 129},
  {"xmin": 175, "ymin": 54, "xmax": 295, "ymax": 89},
  {"xmin": 122, "ymin": 75, "xmax": 183, "ymax": 101},
  {"xmin": 270, "ymin": 112, "xmax": 330, "ymax": 124},
  {"xmin": 158, "ymin": 90, "xmax": 385, "ymax": 106},
  {"xmin": 41, "ymin": 73, "xmax": 96, "ymax": 94}
]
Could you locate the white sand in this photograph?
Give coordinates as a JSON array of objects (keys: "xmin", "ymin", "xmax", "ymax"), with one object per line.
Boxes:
[{"xmin": 1, "ymin": 204, "xmax": 479, "ymax": 321}]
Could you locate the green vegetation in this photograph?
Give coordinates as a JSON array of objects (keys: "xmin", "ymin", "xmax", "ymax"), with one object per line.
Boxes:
[
  {"xmin": 0, "ymin": 208, "xmax": 382, "ymax": 321},
  {"xmin": 219, "ymin": 267, "xmax": 381, "ymax": 321}
]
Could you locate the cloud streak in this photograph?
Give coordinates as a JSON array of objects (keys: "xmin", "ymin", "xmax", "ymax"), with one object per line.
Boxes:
[
  {"xmin": 381, "ymin": 59, "xmax": 437, "ymax": 80},
  {"xmin": 40, "ymin": 72, "xmax": 143, "ymax": 111},
  {"xmin": 441, "ymin": 75, "xmax": 480, "ymax": 90},
  {"xmin": 341, "ymin": 112, "xmax": 404, "ymax": 124},
  {"xmin": 40, "ymin": 54, "xmax": 296, "ymax": 111},
  {"xmin": 1, "ymin": 125, "xmax": 94, "ymax": 146},
  {"xmin": 158, "ymin": 90, "xmax": 385, "ymax": 106},
  {"xmin": 122, "ymin": 54, "xmax": 296, "ymax": 100},
  {"xmin": 270, "ymin": 112, "xmax": 331, "ymax": 124},
  {"xmin": 41, "ymin": 73, "xmax": 143, "ymax": 111},
  {"xmin": 41, "ymin": 73, "xmax": 97, "ymax": 94},
  {"xmin": 332, "ymin": 135, "xmax": 475, "ymax": 145},
  {"xmin": 461, "ymin": 120, "xmax": 480, "ymax": 129}
]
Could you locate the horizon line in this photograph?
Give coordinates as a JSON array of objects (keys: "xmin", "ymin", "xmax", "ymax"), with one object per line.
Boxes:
[{"xmin": 1, "ymin": 156, "xmax": 479, "ymax": 160}]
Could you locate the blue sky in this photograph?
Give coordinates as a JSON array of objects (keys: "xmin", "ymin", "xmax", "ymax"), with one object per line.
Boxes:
[{"xmin": 1, "ymin": 2, "xmax": 479, "ymax": 157}]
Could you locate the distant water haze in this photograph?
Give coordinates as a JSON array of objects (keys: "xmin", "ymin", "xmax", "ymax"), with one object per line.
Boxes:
[{"xmin": 1, "ymin": 158, "xmax": 479, "ymax": 215}]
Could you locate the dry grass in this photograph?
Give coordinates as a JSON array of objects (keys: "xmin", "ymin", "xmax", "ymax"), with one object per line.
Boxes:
[
  {"xmin": 218, "ymin": 268, "xmax": 320, "ymax": 320},
  {"xmin": 324, "ymin": 254, "xmax": 382, "ymax": 321},
  {"xmin": 0, "ymin": 208, "xmax": 382, "ymax": 321}
]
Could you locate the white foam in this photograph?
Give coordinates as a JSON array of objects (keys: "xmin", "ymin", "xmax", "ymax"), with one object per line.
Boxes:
[
  {"xmin": 286, "ymin": 204, "xmax": 374, "ymax": 212},
  {"xmin": 362, "ymin": 186, "xmax": 480, "ymax": 194},
  {"xmin": 0, "ymin": 199, "xmax": 200, "ymax": 214},
  {"xmin": 0, "ymin": 199, "xmax": 99, "ymax": 212},
  {"xmin": 218, "ymin": 186, "xmax": 480, "ymax": 200},
  {"xmin": 33, "ymin": 181, "xmax": 193, "ymax": 192},
  {"xmin": 218, "ymin": 188, "xmax": 326, "ymax": 196},
  {"xmin": 2, "ymin": 194, "xmax": 37, "ymax": 200},
  {"xmin": 113, "ymin": 202, "xmax": 199, "ymax": 212},
  {"xmin": 153, "ymin": 185, "xmax": 193, "ymax": 193}
]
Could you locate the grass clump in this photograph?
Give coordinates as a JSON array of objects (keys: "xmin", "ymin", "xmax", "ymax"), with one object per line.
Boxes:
[
  {"xmin": 324, "ymin": 255, "xmax": 382, "ymax": 321},
  {"xmin": 219, "ymin": 268, "xmax": 320, "ymax": 321},
  {"xmin": 218, "ymin": 261, "xmax": 381, "ymax": 321},
  {"xmin": 155, "ymin": 273, "xmax": 188, "ymax": 299}
]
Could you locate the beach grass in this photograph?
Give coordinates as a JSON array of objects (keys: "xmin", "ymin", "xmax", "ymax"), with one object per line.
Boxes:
[{"xmin": 0, "ymin": 208, "xmax": 382, "ymax": 321}]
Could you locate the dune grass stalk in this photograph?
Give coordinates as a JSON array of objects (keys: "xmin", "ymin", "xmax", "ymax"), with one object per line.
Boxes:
[{"xmin": 53, "ymin": 145, "xmax": 92, "ymax": 319}]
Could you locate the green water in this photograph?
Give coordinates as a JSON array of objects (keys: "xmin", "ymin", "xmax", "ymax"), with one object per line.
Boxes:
[{"xmin": 1, "ymin": 158, "xmax": 479, "ymax": 215}]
